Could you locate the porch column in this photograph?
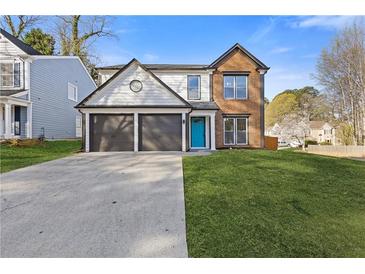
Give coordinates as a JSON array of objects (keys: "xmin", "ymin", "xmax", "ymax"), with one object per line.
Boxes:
[
  {"xmin": 134, "ymin": 113, "xmax": 139, "ymax": 152},
  {"xmin": 210, "ymin": 113, "xmax": 216, "ymax": 150},
  {"xmin": 85, "ymin": 112, "xmax": 90, "ymax": 152},
  {"xmin": 4, "ymin": 103, "xmax": 12, "ymax": 139},
  {"xmin": 26, "ymin": 103, "xmax": 32, "ymax": 138},
  {"xmin": 182, "ymin": 113, "xmax": 186, "ymax": 152},
  {"xmin": 0, "ymin": 105, "xmax": 3, "ymax": 136}
]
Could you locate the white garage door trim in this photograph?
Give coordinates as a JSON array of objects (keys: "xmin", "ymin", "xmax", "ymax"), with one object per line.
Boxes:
[{"xmin": 81, "ymin": 108, "xmax": 189, "ymax": 152}]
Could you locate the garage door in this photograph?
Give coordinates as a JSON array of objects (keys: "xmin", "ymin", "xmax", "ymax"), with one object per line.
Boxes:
[
  {"xmin": 90, "ymin": 114, "xmax": 134, "ymax": 152},
  {"xmin": 139, "ymin": 114, "xmax": 182, "ymax": 151}
]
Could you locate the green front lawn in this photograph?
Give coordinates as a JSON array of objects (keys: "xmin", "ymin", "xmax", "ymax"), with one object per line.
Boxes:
[
  {"xmin": 183, "ymin": 149, "xmax": 365, "ymax": 257},
  {"xmin": 0, "ymin": 140, "xmax": 81, "ymax": 173}
]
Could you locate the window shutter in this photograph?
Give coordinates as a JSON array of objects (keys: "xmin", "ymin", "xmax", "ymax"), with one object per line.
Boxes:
[{"xmin": 14, "ymin": 63, "xmax": 20, "ymax": 87}]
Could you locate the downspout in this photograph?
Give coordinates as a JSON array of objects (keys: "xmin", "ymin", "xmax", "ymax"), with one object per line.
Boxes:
[{"xmin": 258, "ymin": 69, "xmax": 267, "ymax": 148}]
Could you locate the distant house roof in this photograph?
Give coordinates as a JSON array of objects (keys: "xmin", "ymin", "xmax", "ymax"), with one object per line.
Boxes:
[
  {"xmin": 310, "ymin": 121, "xmax": 332, "ymax": 129},
  {"xmin": 97, "ymin": 64, "xmax": 209, "ymax": 70},
  {"xmin": 0, "ymin": 28, "xmax": 42, "ymax": 55}
]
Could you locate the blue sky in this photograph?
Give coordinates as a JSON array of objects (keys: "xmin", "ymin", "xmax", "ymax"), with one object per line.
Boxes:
[{"xmin": 89, "ymin": 16, "xmax": 361, "ymax": 100}]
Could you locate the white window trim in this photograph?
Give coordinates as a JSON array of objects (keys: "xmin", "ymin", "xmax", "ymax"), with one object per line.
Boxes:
[
  {"xmin": 187, "ymin": 75, "xmax": 201, "ymax": 100},
  {"xmin": 223, "ymin": 117, "xmax": 248, "ymax": 145},
  {"xmin": 223, "ymin": 75, "xmax": 248, "ymax": 100},
  {"xmin": 68, "ymin": 82, "xmax": 78, "ymax": 102}
]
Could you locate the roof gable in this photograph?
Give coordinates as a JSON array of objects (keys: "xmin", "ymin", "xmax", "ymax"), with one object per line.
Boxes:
[
  {"xmin": 310, "ymin": 121, "xmax": 332, "ymax": 129},
  {"xmin": 0, "ymin": 28, "xmax": 42, "ymax": 56},
  {"xmin": 209, "ymin": 43, "xmax": 269, "ymax": 70},
  {"xmin": 77, "ymin": 59, "xmax": 191, "ymax": 108}
]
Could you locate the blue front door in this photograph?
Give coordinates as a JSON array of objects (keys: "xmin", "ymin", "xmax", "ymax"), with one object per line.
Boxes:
[{"xmin": 191, "ymin": 117, "xmax": 206, "ymax": 148}]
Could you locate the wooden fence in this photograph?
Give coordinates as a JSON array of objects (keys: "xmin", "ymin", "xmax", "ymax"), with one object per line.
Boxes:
[
  {"xmin": 307, "ymin": 145, "xmax": 365, "ymax": 158},
  {"xmin": 264, "ymin": 136, "xmax": 278, "ymax": 150}
]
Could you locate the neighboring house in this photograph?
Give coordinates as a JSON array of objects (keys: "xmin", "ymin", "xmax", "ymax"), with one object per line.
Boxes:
[
  {"xmin": 76, "ymin": 43, "xmax": 269, "ymax": 152},
  {"xmin": 0, "ymin": 28, "xmax": 96, "ymax": 140},
  {"xmin": 309, "ymin": 121, "xmax": 337, "ymax": 144}
]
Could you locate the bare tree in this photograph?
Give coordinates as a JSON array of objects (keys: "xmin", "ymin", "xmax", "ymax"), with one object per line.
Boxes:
[
  {"xmin": 55, "ymin": 16, "xmax": 114, "ymax": 78},
  {"xmin": 56, "ymin": 16, "xmax": 113, "ymax": 59},
  {"xmin": 1, "ymin": 16, "xmax": 40, "ymax": 38},
  {"xmin": 315, "ymin": 20, "xmax": 365, "ymax": 145}
]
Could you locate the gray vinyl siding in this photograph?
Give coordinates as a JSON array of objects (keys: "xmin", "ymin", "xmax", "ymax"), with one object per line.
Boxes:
[
  {"xmin": 30, "ymin": 58, "xmax": 95, "ymax": 139},
  {"xmin": 20, "ymin": 106, "xmax": 27, "ymax": 138}
]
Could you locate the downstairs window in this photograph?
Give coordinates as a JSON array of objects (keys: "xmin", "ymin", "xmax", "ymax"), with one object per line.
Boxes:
[{"xmin": 224, "ymin": 117, "xmax": 248, "ymax": 145}]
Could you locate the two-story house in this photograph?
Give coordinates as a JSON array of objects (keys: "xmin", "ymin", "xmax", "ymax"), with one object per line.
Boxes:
[
  {"xmin": 76, "ymin": 43, "xmax": 269, "ymax": 152},
  {"xmin": 0, "ymin": 28, "xmax": 96, "ymax": 140},
  {"xmin": 309, "ymin": 121, "xmax": 337, "ymax": 144}
]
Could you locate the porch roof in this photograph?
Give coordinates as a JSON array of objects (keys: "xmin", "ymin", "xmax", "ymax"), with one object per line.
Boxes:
[
  {"xmin": 189, "ymin": 101, "xmax": 219, "ymax": 110},
  {"xmin": 0, "ymin": 96, "xmax": 31, "ymax": 106}
]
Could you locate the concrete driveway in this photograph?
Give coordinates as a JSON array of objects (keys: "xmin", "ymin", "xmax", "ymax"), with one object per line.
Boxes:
[{"xmin": 0, "ymin": 152, "xmax": 188, "ymax": 257}]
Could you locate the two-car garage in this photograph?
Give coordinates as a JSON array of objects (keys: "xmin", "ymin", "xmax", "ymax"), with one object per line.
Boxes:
[{"xmin": 89, "ymin": 113, "xmax": 183, "ymax": 152}]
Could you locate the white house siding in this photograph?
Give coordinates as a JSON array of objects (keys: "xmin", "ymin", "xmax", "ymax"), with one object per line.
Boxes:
[
  {"xmin": 0, "ymin": 35, "xmax": 25, "ymax": 56},
  {"xmin": 30, "ymin": 58, "xmax": 96, "ymax": 139},
  {"xmin": 154, "ymin": 71, "xmax": 211, "ymax": 101},
  {"xmin": 98, "ymin": 70, "xmax": 115, "ymax": 85},
  {"xmin": 97, "ymin": 69, "xmax": 211, "ymax": 102},
  {"xmin": 88, "ymin": 63, "xmax": 186, "ymax": 106}
]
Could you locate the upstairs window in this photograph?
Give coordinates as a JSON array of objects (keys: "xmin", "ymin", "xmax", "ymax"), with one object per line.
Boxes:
[
  {"xmin": 0, "ymin": 62, "xmax": 21, "ymax": 88},
  {"xmin": 187, "ymin": 75, "xmax": 200, "ymax": 100},
  {"xmin": 68, "ymin": 82, "xmax": 78, "ymax": 102},
  {"xmin": 224, "ymin": 75, "xmax": 248, "ymax": 99}
]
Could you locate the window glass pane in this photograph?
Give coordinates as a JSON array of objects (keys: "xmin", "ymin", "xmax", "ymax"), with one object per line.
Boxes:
[
  {"xmin": 224, "ymin": 118, "xmax": 234, "ymax": 131},
  {"xmin": 224, "ymin": 76, "xmax": 235, "ymax": 98},
  {"xmin": 1, "ymin": 75, "xmax": 13, "ymax": 86},
  {"xmin": 14, "ymin": 63, "xmax": 20, "ymax": 87},
  {"xmin": 1, "ymin": 63, "xmax": 13, "ymax": 74},
  {"xmin": 236, "ymin": 131, "xmax": 247, "ymax": 144},
  {"xmin": 224, "ymin": 118, "xmax": 235, "ymax": 144},
  {"xmin": 236, "ymin": 118, "xmax": 246, "ymax": 131},
  {"xmin": 225, "ymin": 132, "xmax": 234, "ymax": 144},
  {"xmin": 236, "ymin": 76, "xmax": 247, "ymax": 99},
  {"xmin": 188, "ymin": 75, "xmax": 200, "ymax": 99},
  {"xmin": 236, "ymin": 118, "xmax": 247, "ymax": 144}
]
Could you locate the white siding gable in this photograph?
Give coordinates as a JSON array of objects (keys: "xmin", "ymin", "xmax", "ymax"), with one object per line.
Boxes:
[
  {"xmin": 154, "ymin": 71, "xmax": 211, "ymax": 101},
  {"xmin": 0, "ymin": 34, "xmax": 26, "ymax": 57},
  {"xmin": 87, "ymin": 62, "xmax": 186, "ymax": 106},
  {"xmin": 97, "ymin": 69, "xmax": 211, "ymax": 101}
]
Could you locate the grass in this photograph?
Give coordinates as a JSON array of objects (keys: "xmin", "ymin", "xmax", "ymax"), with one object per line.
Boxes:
[
  {"xmin": 183, "ymin": 149, "xmax": 365, "ymax": 257},
  {"xmin": 0, "ymin": 140, "xmax": 81, "ymax": 173}
]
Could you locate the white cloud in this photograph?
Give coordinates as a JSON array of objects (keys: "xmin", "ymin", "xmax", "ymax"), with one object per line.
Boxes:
[
  {"xmin": 290, "ymin": 16, "xmax": 359, "ymax": 30},
  {"xmin": 249, "ymin": 17, "xmax": 279, "ymax": 43},
  {"xmin": 270, "ymin": 47, "xmax": 292, "ymax": 54},
  {"xmin": 143, "ymin": 53, "xmax": 159, "ymax": 62}
]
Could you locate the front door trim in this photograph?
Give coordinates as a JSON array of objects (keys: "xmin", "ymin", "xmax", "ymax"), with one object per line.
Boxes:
[{"xmin": 190, "ymin": 116, "xmax": 206, "ymax": 149}]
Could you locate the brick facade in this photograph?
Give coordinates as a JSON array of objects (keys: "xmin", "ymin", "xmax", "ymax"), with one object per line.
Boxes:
[{"xmin": 212, "ymin": 48, "xmax": 265, "ymax": 148}]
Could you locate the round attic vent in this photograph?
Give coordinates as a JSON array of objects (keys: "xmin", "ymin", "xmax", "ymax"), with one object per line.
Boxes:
[{"xmin": 130, "ymin": 80, "xmax": 143, "ymax": 92}]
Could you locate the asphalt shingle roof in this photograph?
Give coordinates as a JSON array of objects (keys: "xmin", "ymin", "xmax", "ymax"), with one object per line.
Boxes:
[{"xmin": 0, "ymin": 28, "xmax": 42, "ymax": 55}]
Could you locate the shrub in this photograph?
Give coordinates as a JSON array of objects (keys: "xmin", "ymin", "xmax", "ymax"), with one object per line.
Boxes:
[
  {"xmin": 5, "ymin": 138, "xmax": 44, "ymax": 147},
  {"xmin": 319, "ymin": 141, "xmax": 332, "ymax": 146},
  {"xmin": 305, "ymin": 140, "xmax": 318, "ymax": 146}
]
